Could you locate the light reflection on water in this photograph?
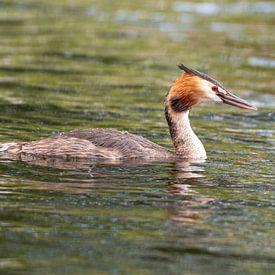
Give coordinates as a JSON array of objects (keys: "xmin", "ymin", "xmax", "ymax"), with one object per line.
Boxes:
[
  {"xmin": 209, "ymin": 22, "xmax": 242, "ymax": 40},
  {"xmin": 173, "ymin": 2, "xmax": 275, "ymax": 15},
  {"xmin": 248, "ymin": 57, "xmax": 275, "ymax": 68}
]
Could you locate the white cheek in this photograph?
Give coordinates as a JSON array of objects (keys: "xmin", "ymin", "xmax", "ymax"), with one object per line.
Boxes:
[
  {"xmin": 202, "ymin": 90, "xmax": 222, "ymax": 103},
  {"xmin": 199, "ymin": 81, "xmax": 222, "ymax": 103}
]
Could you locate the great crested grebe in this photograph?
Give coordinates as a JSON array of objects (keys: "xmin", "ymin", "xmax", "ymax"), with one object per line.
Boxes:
[{"xmin": 0, "ymin": 64, "xmax": 256, "ymax": 161}]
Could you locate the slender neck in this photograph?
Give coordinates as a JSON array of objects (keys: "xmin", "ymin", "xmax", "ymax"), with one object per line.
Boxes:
[{"xmin": 165, "ymin": 105, "xmax": 206, "ymax": 159}]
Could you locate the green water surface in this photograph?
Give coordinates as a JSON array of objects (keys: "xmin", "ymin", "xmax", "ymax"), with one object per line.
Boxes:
[{"xmin": 0, "ymin": 0, "xmax": 274, "ymax": 274}]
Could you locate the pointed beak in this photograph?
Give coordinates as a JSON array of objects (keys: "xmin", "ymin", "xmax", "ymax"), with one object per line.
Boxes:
[{"xmin": 217, "ymin": 90, "xmax": 257, "ymax": 111}]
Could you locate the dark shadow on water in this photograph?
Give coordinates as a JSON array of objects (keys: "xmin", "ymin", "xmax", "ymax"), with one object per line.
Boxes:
[
  {"xmin": 0, "ymin": 19, "xmax": 26, "ymax": 25},
  {"xmin": 0, "ymin": 66, "xmax": 82, "ymax": 75},
  {"xmin": 0, "ymin": 80, "xmax": 78, "ymax": 94},
  {"xmin": 43, "ymin": 51, "xmax": 140, "ymax": 65},
  {"xmin": 0, "ymin": 103, "xmax": 122, "ymax": 122},
  {"xmin": 152, "ymin": 245, "xmax": 275, "ymax": 264}
]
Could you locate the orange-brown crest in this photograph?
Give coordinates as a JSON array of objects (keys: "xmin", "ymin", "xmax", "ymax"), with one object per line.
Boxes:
[{"xmin": 167, "ymin": 72, "xmax": 203, "ymax": 111}]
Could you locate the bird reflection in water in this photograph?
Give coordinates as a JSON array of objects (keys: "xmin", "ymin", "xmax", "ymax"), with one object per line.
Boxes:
[
  {"xmin": 3, "ymin": 155, "xmax": 216, "ymax": 225},
  {"xmin": 167, "ymin": 160, "xmax": 215, "ymax": 224}
]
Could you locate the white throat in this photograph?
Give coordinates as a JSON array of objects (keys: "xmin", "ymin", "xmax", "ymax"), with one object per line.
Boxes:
[{"xmin": 165, "ymin": 108, "xmax": 207, "ymax": 159}]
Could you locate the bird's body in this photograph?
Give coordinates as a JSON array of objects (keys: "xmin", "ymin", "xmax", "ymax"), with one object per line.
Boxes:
[
  {"xmin": 0, "ymin": 64, "xmax": 256, "ymax": 162},
  {"xmin": 9, "ymin": 129, "xmax": 174, "ymax": 160}
]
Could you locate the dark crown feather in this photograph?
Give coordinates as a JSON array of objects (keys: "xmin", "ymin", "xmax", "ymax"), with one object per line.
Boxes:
[{"xmin": 178, "ymin": 64, "xmax": 227, "ymax": 91}]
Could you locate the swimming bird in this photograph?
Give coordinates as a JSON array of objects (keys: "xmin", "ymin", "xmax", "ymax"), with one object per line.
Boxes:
[{"xmin": 0, "ymin": 64, "xmax": 256, "ymax": 161}]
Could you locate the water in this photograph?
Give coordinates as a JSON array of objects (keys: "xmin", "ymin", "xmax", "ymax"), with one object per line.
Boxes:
[
  {"xmin": 0, "ymin": 0, "xmax": 275, "ymax": 274},
  {"xmin": 172, "ymin": 2, "xmax": 275, "ymax": 15},
  {"xmin": 248, "ymin": 57, "xmax": 275, "ymax": 68}
]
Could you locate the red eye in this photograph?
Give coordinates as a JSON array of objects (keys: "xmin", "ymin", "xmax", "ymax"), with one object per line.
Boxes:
[{"xmin": 212, "ymin": 86, "xmax": 218, "ymax": 92}]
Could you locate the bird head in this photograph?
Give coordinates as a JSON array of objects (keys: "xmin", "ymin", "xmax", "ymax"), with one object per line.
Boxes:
[{"xmin": 166, "ymin": 64, "xmax": 257, "ymax": 112}]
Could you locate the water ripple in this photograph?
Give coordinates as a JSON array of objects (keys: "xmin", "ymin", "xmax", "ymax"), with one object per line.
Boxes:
[{"xmin": 173, "ymin": 2, "xmax": 275, "ymax": 15}]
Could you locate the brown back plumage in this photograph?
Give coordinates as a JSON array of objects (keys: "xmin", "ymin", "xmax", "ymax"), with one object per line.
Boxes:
[
  {"xmin": 59, "ymin": 129, "xmax": 173, "ymax": 158},
  {"xmin": 16, "ymin": 129, "xmax": 174, "ymax": 160}
]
